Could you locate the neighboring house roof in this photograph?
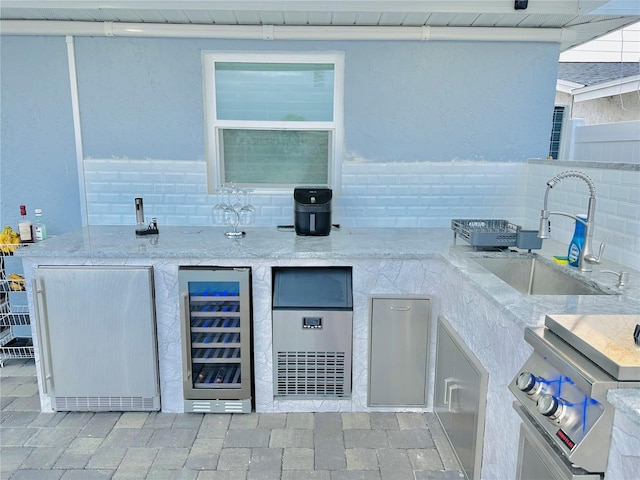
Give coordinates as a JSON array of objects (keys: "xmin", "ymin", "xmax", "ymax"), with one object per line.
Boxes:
[
  {"xmin": 557, "ymin": 62, "xmax": 640, "ymax": 100},
  {"xmin": 558, "ymin": 62, "xmax": 640, "ymax": 86}
]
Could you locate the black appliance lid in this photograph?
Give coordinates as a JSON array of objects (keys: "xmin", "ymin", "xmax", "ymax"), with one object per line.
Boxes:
[
  {"xmin": 294, "ymin": 187, "xmax": 332, "ymax": 206},
  {"xmin": 273, "ymin": 267, "xmax": 352, "ymax": 309}
]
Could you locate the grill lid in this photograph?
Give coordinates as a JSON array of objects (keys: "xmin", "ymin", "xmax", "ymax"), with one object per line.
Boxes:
[{"xmin": 545, "ymin": 314, "xmax": 640, "ymax": 381}]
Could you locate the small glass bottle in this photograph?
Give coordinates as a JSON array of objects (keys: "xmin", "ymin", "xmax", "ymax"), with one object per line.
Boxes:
[
  {"xmin": 567, "ymin": 215, "xmax": 586, "ymax": 267},
  {"xmin": 17, "ymin": 205, "xmax": 34, "ymax": 243},
  {"xmin": 34, "ymin": 209, "xmax": 47, "ymax": 241}
]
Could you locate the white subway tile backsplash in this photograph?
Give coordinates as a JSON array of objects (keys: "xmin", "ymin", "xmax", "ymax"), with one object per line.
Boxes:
[
  {"xmin": 617, "ymin": 202, "xmax": 640, "ymax": 220},
  {"xmin": 377, "ymin": 174, "xmax": 399, "ymax": 185},
  {"xmin": 601, "ymin": 169, "xmax": 624, "ymax": 184},
  {"xmin": 82, "ymin": 158, "xmax": 638, "ymax": 268},
  {"xmin": 355, "ymin": 174, "xmax": 378, "ymax": 184},
  {"xmin": 99, "ymin": 193, "xmax": 122, "ymax": 203},
  {"xmin": 111, "ymin": 182, "xmax": 135, "ymax": 193},
  {"xmin": 175, "ymin": 205, "xmax": 198, "ymax": 215},
  {"xmin": 597, "ymin": 197, "xmax": 618, "ymax": 216},
  {"xmin": 132, "ymin": 183, "xmax": 156, "ymax": 194}
]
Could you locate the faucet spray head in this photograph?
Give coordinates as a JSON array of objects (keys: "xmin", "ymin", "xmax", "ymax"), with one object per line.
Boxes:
[{"xmin": 538, "ymin": 210, "xmax": 551, "ymax": 239}]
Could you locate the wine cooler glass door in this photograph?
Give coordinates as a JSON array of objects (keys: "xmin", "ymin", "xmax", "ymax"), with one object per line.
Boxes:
[{"xmin": 180, "ymin": 268, "xmax": 251, "ymax": 403}]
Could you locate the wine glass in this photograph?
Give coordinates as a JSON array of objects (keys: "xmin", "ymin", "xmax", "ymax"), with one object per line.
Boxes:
[
  {"xmin": 239, "ymin": 189, "xmax": 255, "ymax": 226},
  {"xmin": 212, "ymin": 188, "xmax": 226, "ymax": 225}
]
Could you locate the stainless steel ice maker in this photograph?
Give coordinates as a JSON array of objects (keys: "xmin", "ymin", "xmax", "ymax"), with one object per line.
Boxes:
[{"xmin": 272, "ymin": 267, "xmax": 353, "ymax": 398}]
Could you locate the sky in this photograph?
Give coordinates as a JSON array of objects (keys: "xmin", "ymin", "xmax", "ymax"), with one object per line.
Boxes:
[{"xmin": 560, "ymin": 21, "xmax": 640, "ymax": 62}]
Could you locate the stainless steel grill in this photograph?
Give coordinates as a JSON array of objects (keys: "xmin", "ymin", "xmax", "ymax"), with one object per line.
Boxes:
[{"xmin": 510, "ymin": 314, "xmax": 640, "ymax": 478}]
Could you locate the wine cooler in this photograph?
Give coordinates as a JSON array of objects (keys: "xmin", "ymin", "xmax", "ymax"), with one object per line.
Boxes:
[{"xmin": 179, "ymin": 267, "xmax": 252, "ymax": 413}]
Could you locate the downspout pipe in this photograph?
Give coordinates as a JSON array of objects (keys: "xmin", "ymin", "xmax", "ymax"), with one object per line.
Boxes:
[{"xmin": 0, "ymin": 20, "xmax": 567, "ymax": 42}]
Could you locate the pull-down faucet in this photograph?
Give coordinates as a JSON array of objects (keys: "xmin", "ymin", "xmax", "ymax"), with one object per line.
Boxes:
[{"xmin": 538, "ymin": 170, "xmax": 605, "ymax": 272}]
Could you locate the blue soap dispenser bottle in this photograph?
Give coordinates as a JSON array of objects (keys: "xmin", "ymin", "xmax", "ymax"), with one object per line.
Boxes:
[{"xmin": 567, "ymin": 214, "xmax": 587, "ymax": 267}]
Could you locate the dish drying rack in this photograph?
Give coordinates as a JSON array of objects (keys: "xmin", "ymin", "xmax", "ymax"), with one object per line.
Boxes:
[{"xmin": 451, "ymin": 219, "xmax": 543, "ymax": 250}]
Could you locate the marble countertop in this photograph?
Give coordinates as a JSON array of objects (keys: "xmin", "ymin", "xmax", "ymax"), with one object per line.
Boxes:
[
  {"xmin": 18, "ymin": 225, "xmax": 640, "ymax": 321},
  {"xmin": 17, "ymin": 225, "xmax": 449, "ymax": 260},
  {"xmin": 18, "ymin": 225, "xmax": 640, "ymax": 421}
]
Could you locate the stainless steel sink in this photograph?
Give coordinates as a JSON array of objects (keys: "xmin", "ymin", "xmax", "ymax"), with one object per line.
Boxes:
[{"xmin": 472, "ymin": 256, "xmax": 614, "ymax": 295}]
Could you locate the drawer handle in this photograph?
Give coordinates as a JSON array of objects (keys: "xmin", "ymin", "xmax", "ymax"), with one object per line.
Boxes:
[
  {"xmin": 389, "ymin": 306, "xmax": 411, "ymax": 311},
  {"xmin": 447, "ymin": 384, "xmax": 462, "ymax": 413},
  {"xmin": 443, "ymin": 377, "xmax": 457, "ymax": 404}
]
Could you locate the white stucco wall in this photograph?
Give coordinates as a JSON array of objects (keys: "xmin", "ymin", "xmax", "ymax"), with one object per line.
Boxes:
[{"xmin": 555, "ymin": 90, "xmax": 640, "ymax": 125}]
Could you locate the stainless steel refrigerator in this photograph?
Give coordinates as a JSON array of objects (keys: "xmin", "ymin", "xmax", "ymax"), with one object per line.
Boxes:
[
  {"xmin": 179, "ymin": 267, "xmax": 252, "ymax": 413},
  {"xmin": 33, "ymin": 265, "xmax": 160, "ymax": 411}
]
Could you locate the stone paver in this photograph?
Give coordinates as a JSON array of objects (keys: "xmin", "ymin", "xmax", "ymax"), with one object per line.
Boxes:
[
  {"xmin": 1, "ymin": 360, "xmax": 465, "ymax": 479},
  {"xmin": 86, "ymin": 446, "xmax": 127, "ymax": 469},
  {"xmin": 60, "ymin": 470, "xmax": 115, "ymax": 480},
  {"xmin": 54, "ymin": 451, "xmax": 92, "ymax": 469},
  {"xmin": 387, "ymin": 428, "xmax": 434, "ymax": 449},
  {"xmin": 269, "ymin": 428, "xmax": 314, "ymax": 448},
  {"xmin": 342, "ymin": 412, "xmax": 371, "ymax": 429},
  {"xmin": 408, "ymin": 448, "xmax": 445, "ymax": 471},
  {"xmin": 248, "ymin": 447, "xmax": 283, "ymax": 474},
  {"xmin": 216, "ymin": 447, "xmax": 251, "ymax": 471},
  {"xmin": 113, "ymin": 412, "xmax": 150, "ymax": 428},
  {"xmin": 377, "ymin": 448, "xmax": 413, "ymax": 480},
  {"xmin": 346, "ymin": 448, "xmax": 379, "ymax": 470},
  {"xmin": 224, "ymin": 428, "xmax": 270, "ymax": 448},
  {"xmin": 344, "ymin": 429, "xmax": 388, "ymax": 448},
  {"xmin": 152, "ymin": 446, "xmax": 189, "ymax": 469},
  {"xmin": 369, "ymin": 413, "xmax": 399, "ymax": 430},
  {"xmin": 148, "ymin": 428, "xmax": 198, "ymax": 448},
  {"xmin": 286, "ymin": 412, "xmax": 315, "ymax": 429},
  {"xmin": 283, "ymin": 447, "xmax": 314, "ymax": 470}
]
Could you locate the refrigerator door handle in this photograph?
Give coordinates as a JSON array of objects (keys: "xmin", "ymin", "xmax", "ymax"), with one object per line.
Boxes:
[
  {"xmin": 181, "ymin": 292, "xmax": 192, "ymax": 381},
  {"xmin": 32, "ymin": 279, "xmax": 54, "ymax": 394}
]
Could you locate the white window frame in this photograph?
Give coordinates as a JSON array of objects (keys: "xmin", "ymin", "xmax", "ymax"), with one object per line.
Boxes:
[{"xmin": 202, "ymin": 51, "xmax": 345, "ymax": 194}]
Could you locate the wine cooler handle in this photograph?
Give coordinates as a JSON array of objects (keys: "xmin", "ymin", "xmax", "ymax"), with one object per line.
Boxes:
[
  {"xmin": 181, "ymin": 293, "xmax": 192, "ymax": 381},
  {"xmin": 32, "ymin": 279, "xmax": 53, "ymax": 394}
]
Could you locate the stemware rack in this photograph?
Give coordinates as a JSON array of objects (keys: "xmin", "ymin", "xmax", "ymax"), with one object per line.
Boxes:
[{"xmin": 211, "ymin": 184, "xmax": 255, "ymax": 237}]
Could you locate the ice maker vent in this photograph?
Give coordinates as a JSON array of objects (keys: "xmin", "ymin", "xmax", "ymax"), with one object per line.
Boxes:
[
  {"xmin": 54, "ymin": 396, "xmax": 159, "ymax": 411},
  {"xmin": 276, "ymin": 351, "xmax": 346, "ymax": 397}
]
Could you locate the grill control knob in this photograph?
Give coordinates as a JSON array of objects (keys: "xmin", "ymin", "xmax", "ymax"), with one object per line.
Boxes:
[
  {"xmin": 516, "ymin": 372, "xmax": 543, "ymax": 399},
  {"xmin": 537, "ymin": 393, "xmax": 568, "ymax": 424}
]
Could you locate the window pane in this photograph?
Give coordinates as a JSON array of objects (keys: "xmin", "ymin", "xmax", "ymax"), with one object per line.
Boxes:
[
  {"xmin": 215, "ymin": 63, "xmax": 334, "ymax": 121},
  {"xmin": 223, "ymin": 129, "xmax": 329, "ymax": 185},
  {"xmin": 548, "ymin": 106, "xmax": 565, "ymax": 160}
]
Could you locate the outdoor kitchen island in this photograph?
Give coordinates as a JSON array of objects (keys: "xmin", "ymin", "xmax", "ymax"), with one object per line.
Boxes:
[{"xmin": 17, "ymin": 225, "xmax": 640, "ymax": 480}]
